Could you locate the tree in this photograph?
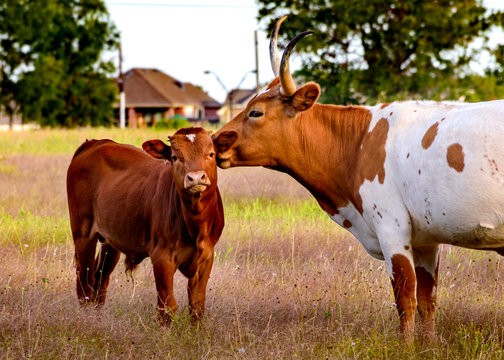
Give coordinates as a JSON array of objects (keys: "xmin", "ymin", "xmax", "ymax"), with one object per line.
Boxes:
[
  {"xmin": 257, "ymin": 0, "xmax": 504, "ymax": 104},
  {"xmin": 0, "ymin": 0, "xmax": 119, "ymax": 127}
]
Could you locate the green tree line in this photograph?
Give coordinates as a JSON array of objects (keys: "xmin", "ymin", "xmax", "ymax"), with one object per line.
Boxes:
[
  {"xmin": 258, "ymin": 0, "xmax": 504, "ymax": 105},
  {"xmin": 0, "ymin": 0, "xmax": 118, "ymax": 128}
]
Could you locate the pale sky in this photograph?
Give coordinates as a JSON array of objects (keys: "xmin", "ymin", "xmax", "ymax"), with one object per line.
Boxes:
[{"xmin": 105, "ymin": 0, "xmax": 504, "ymax": 104}]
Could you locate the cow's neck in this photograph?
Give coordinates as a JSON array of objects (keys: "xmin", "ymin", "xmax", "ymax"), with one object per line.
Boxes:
[
  {"xmin": 274, "ymin": 103, "xmax": 374, "ymax": 215},
  {"xmin": 179, "ymin": 186, "xmax": 220, "ymax": 238}
]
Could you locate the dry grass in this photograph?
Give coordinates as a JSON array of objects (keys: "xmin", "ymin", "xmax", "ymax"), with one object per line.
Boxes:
[{"xmin": 0, "ymin": 129, "xmax": 503, "ymax": 359}]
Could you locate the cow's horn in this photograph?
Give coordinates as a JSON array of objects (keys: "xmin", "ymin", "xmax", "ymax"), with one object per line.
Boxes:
[
  {"xmin": 269, "ymin": 15, "xmax": 287, "ymax": 78},
  {"xmin": 279, "ymin": 30, "xmax": 313, "ymax": 96}
]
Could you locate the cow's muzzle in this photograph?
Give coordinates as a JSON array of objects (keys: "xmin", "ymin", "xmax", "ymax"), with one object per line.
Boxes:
[
  {"xmin": 184, "ymin": 171, "xmax": 211, "ymax": 193},
  {"xmin": 216, "ymin": 155, "xmax": 232, "ymax": 169}
]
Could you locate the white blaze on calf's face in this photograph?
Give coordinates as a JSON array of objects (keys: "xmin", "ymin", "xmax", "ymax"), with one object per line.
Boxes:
[{"xmin": 186, "ymin": 134, "xmax": 196, "ymax": 143}]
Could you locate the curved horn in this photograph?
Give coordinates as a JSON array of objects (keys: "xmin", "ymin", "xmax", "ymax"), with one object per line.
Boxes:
[
  {"xmin": 269, "ymin": 15, "xmax": 287, "ymax": 78},
  {"xmin": 279, "ymin": 30, "xmax": 313, "ymax": 96}
]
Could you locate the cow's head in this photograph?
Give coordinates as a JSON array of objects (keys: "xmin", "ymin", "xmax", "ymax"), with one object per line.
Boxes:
[
  {"xmin": 142, "ymin": 127, "xmax": 217, "ymax": 196},
  {"xmin": 213, "ymin": 16, "xmax": 320, "ymax": 169}
]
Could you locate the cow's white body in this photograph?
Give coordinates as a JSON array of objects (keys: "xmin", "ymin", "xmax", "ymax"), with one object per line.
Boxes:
[{"xmin": 329, "ymin": 100, "xmax": 504, "ymax": 278}]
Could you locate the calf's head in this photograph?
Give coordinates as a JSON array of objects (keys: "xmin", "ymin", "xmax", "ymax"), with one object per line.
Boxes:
[
  {"xmin": 213, "ymin": 16, "xmax": 320, "ymax": 169},
  {"xmin": 143, "ymin": 127, "xmax": 217, "ymax": 195}
]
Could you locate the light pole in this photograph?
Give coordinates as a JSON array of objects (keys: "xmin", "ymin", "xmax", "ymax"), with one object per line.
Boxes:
[{"xmin": 204, "ymin": 70, "xmax": 257, "ymax": 123}]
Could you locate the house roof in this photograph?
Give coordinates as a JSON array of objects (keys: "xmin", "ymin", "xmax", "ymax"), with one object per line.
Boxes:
[
  {"xmin": 224, "ymin": 88, "xmax": 257, "ymax": 106},
  {"xmin": 123, "ymin": 68, "xmax": 220, "ymax": 108}
]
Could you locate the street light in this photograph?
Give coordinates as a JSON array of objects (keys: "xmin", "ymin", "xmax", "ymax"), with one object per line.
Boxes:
[{"xmin": 204, "ymin": 70, "xmax": 257, "ymax": 123}]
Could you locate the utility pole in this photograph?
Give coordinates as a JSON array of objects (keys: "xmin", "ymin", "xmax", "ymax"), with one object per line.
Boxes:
[
  {"xmin": 118, "ymin": 41, "xmax": 126, "ymax": 129},
  {"xmin": 254, "ymin": 30, "xmax": 259, "ymax": 90}
]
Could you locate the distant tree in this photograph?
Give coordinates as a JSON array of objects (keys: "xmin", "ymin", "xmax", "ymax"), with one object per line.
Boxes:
[
  {"xmin": 257, "ymin": 0, "xmax": 504, "ymax": 104},
  {"xmin": 0, "ymin": 0, "xmax": 119, "ymax": 127}
]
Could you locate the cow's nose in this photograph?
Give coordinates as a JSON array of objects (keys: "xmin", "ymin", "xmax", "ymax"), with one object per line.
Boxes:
[{"xmin": 184, "ymin": 171, "xmax": 210, "ymax": 189}]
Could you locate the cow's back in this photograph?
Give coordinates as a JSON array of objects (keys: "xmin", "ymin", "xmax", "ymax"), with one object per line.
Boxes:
[
  {"xmin": 67, "ymin": 139, "xmax": 171, "ymax": 251},
  {"xmin": 374, "ymin": 100, "xmax": 504, "ymax": 247}
]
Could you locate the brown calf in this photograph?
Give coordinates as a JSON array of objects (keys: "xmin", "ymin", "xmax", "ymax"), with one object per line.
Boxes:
[{"xmin": 66, "ymin": 127, "xmax": 224, "ymax": 323}]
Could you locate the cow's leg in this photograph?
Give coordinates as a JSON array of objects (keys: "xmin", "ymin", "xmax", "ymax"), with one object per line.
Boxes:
[
  {"xmin": 380, "ymin": 236, "xmax": 417, "ymax": 344},
  {"xmin": 187, "ymin": 253, "xmax": 214, "ymax": 321},
  {"xmin": 413, "ymin": 245, "xmax": 440, "ymax": 344},
  {"xmin": 93, "ymin": 242, "xmax": 121, "ymax": 305},
  {"xmin": 74, "ymin": 235, "xmax": 98, "ymax": 305},
  {"xmin": 151, "ymin": 257, "xmax": 177, "ymax": 325}
]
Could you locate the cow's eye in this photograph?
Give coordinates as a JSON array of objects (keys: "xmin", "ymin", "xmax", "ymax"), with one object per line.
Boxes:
[
  {"xmin": 249, "ymin": 110, "xmax": 263, "ymax": 118},
  {"xmin": 171, "ymin": 155, "xmax": 177, "ymax": 162},
  {"xmin": 209, "ymin": 152, "xmax": 214, "ymax": 158}
]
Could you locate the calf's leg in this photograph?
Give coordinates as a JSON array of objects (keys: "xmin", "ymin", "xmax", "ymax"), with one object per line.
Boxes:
[
  {"xmin": 187, "ymin": 254, "xmax": 214, "ymax": 321},
  {"xmin": 93, "ymin": 243, "xmax": 121, "ymax": 305},
  {"xmin": 152, "ymin": 257, "xmax": 177, "ymax": 325}
]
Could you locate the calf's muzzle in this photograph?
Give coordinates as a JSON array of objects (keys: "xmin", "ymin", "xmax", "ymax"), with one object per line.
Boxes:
[{"xmin": 184, "ymin": 171, "xmax": 211, "ymax": 193}]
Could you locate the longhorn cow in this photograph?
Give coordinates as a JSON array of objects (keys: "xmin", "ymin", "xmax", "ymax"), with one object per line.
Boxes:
[{"xmin": 212, "ymin": 16, "xmax": 504, "ymax": 342}]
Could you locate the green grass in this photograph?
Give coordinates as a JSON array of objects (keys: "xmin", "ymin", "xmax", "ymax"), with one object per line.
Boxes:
[
  {"xmin": 0, "ymin": 128, "xmax": 503, "ymax": 359},
  {"xmin": 0, "ymin": 128, "xmax": 177, "ymax": 156}
]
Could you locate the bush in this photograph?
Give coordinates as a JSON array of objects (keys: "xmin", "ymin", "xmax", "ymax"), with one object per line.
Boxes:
[{"xmin": 154, "ymin": 114, "xmax": 191, "ymax": 130}]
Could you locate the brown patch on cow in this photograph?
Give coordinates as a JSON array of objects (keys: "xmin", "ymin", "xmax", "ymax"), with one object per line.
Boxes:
[
  {"xmin": 390, "ymin": 254, "xmax": 416, "ymax": 335},
  {"xmin": 415, "ymin": 265, "xmax": 437, "ymax": 340},
  {"xmin": 415, "ymin": 267, "xmax": 435, "ymax": 300},
  {"xmin": 421, "ymin": 122, "xmax": 439, "ymax": 149},
  {"xmin": 342, "ymin": 219, "xmax": 352, "ymax": 228},
  {"xmin": 353, "ymin": 117, "xmax": 389, "ymax": 213},
  {"xmin": 380, "ymin": 103, "xmax": 390, "ymax": 109},
  {"xmin": 418, "ymin": 169, "xmax": 421, "ymax": 175},
  {"xmin": 440, "ymin": 117, "xmax": 445, "ymax": 122},
  {"xmin": 377, "ymin": 211, "xmax": 383, "ymax": 219},
  {"xmin": 446, "ymin": 143, "xmax": 465, "ymax": 172},
  {"xmin": 406, "ymin": 153, "xmax": 410, "ymax": 159},
  {"xmin": 390, "ymin": 112, "xmax": 393, "ymax": 116}
]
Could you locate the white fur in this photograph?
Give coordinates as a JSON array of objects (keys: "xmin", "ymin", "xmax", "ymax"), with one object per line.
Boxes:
[
  {"xmin": 327, "ymin": 99, "xmax": 504, "ymax": 280},
  {"xmin": 186, "ymin": 134, "xmax": 196, "ymax": 143},
  {"xmin": 257, "ymin": 88, "xmax": 270, "ymax": 97}
]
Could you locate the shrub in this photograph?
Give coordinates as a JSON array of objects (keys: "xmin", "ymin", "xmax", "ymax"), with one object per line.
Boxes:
[{"xmin": 154, "ymin": 114, "xmax": 191, "ymax": 130}]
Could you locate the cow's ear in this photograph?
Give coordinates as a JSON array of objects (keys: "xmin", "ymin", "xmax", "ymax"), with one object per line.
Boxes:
[
  {"xmin": 291, "ymin": 82, "xmax": 320, "ymax": 112},
  {"xmin": 142, "ymin": 140, "xmax": 171, "ymax": 159}
]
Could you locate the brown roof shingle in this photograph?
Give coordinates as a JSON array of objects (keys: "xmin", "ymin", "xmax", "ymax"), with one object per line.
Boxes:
[{"xmin": 123, "ymin": 68, "xmax": 220, "ymax": 108}]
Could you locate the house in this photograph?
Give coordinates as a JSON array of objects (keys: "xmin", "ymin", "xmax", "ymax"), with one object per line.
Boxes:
[
  {"xmin": 120, "ymin": 68, "xmax": 221, "ymax": 127},
  {"xmin": 218, "ymin": 88, "xmax": 257, "ymax": 123}
]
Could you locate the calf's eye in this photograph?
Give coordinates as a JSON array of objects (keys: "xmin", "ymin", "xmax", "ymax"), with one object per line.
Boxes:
[
  {"xmin": 249, "ymin": 110, "xmax": 263, "ymax": 118},
  {"xmin": 209, "ymin": 152, "xmax": 214, "ymax": 158},
  {"xmin": 171, "ymin": 155, "xmax": 177, "ymax": 162}
]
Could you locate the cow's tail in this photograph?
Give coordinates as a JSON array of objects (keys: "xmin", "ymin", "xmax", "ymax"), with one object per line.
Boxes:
[{"xmin": 124, "ymin": 255, "xmax": 141, "ymax": 299}]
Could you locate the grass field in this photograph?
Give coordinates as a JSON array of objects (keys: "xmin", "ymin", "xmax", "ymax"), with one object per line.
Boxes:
[{"xmin": 0, "ymin": 128, "xmax": 503, "ymax": 359}]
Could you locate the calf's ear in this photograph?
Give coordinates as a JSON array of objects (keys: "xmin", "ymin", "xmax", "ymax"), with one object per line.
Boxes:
[
  {"xmin": 142, "ymin": 140, "xmax": 171, "ymax": 159},
  {"xmin": 291, "ymin": 82, "xmax": 320, "ymax": 112}
]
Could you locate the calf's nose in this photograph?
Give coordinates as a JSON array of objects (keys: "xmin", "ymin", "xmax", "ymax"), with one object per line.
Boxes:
[{"xmin": 184, "ymin": 171, "xmax": 211, "ymax": 189}]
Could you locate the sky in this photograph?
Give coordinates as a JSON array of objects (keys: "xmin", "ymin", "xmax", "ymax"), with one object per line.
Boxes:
[{"xmin": 104, "ymin": 0, "xmax": 504, "ymax": 104}]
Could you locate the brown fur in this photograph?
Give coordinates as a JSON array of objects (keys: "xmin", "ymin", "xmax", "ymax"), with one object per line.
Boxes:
[
  {"xmin": 390, "ymin": 254, "xmax": 416, "ymax": 340},
  {"xmin": 447, "ymin": 143, "xmax": 465, "ymax": 172},
  {"xmin": 415, "ymin": 265, "xmax": 438, "ymax": 342},
  {"xmin": 422, "ymin": 122, "xmax": 439, "ymax": 150},
  {"xmin": 66, "ymin": 128, "xmax": 224, "ymax": 324},
  {"xmin": 214, "ymin": 78, "xmax": 387, "ymax": 217}
]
